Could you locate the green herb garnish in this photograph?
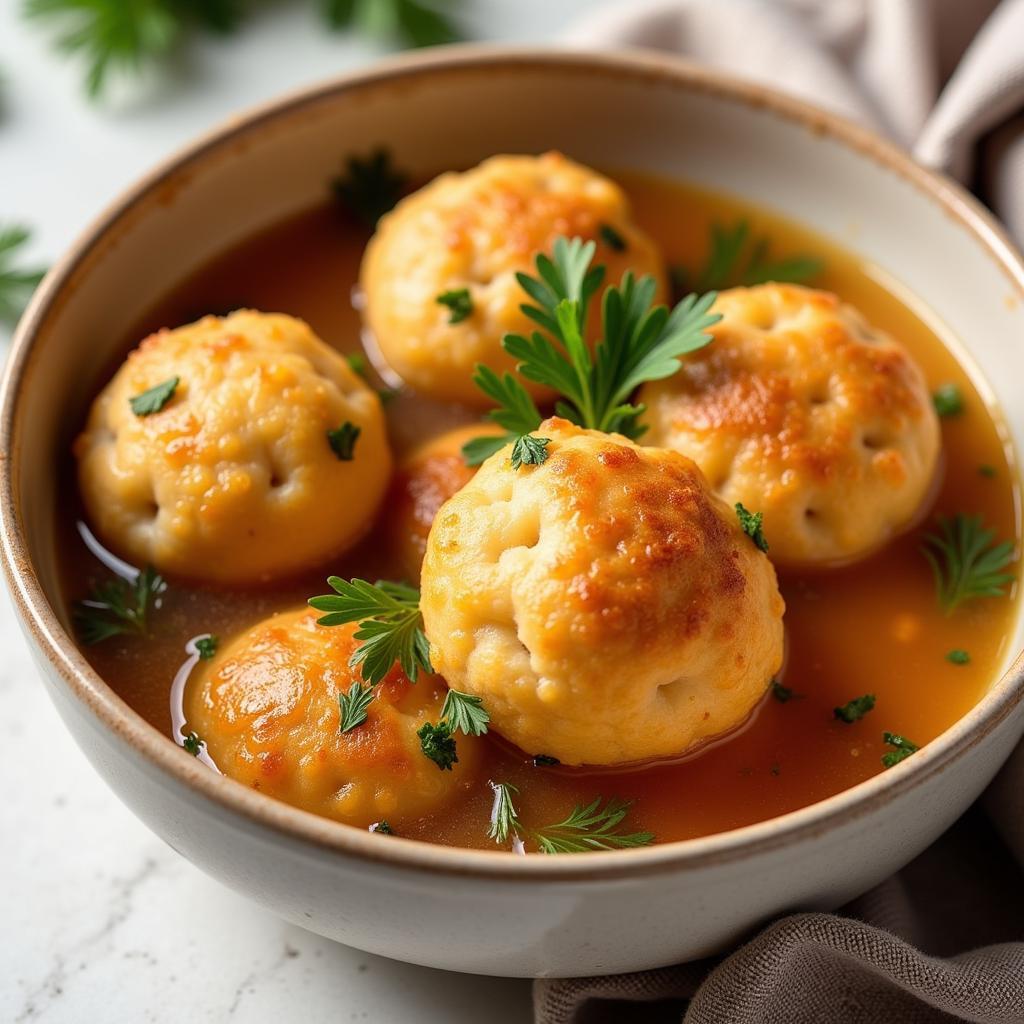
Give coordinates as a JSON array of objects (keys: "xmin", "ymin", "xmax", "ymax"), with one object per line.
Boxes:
[
  {"xmin": 488, "ymin": 782, "xmax": 654, "ymax": 853},
  {"xmin": 369, "ymin": 820, "xmax": 394, "ymax": 834},
  {"xmin": 0, "ymin": 224, "xmax": 46, "ymax": 324},
  {"xmin": 509, "ymin": 434, "xmax": 549, "ymax": 469},
  {"xmin": 331, "ymin": 148, "xmax": 407, "ymax": 227},
  {"xmin": 440, "ymin": 689, "xmax": 490, "ymax": 736},
  {"xmin": 921, "ymin": 514, "xmax": 1016, "ymax": 614},
  {"xmin": 834, "ymin": 694, "xmax": 876, "ymax": 724},
  {"xmin": 417, "ymin": 721, "xmax": 458, "ymax": 770},
  {"xmin": 673, "ymin": 220, "xmax": 823, "ymax": 297},
  {"xmin": 771, "ymin": 680, "xmax": 800, "ymax": 703},
  {"xmin": 73, "ymin": 566, "xmax": 164, "ymax": 644},
  {"xmin": 322, "ymin": 0, "xmax": 461, "ymax": 48},
  {"xmin": 598, "ymin": 223, "xmax": 626, "ymax": 252},
  {"xmin": 194, "ymin": 634, "xmax": 218, "ymax": 660},
  {"xmin": 309, "ymin": 578, "xmax": 432, "ymax": 684},
  {"xmin": 327, "ymin": 421, "xmax": 360, "ymax": 461},
  {"xmin": 347, "ymin": 352, "xmax": 369, "ymax": 378},
  {"xmin": 979, "ymin": 465, "xmax": 997, "ymax": 479},
  {"xmin": 338, "ymin": 680, "xmax": 376, "ymax": 733},
  {"xmin": 881, "ymin": 732, "xmax": 919, "ymax": 768},
  {"xmin": 436, "ymin": 287, "xmax": 473, "ymax": 324},
  {"xmin": 129, "ymin": 376, "xmax": 179, "ymax": 416},
  {"xmin": 735, "ymin": 503, "xmax": 769, "ymax": 552},
  {"xmin": 932, "ymin": 384, "xmax": 964, "ymax": 418},
  {"xmin": 182, "ymin": 731, "xmax": 204, "ymax": 756},
  {"xmin": 463, "ymin": 236, "xmax": 719, "ymax": 468},
  {"xmin": 946, "ymin": 649, "xmax": 970, "ymax": 665}
]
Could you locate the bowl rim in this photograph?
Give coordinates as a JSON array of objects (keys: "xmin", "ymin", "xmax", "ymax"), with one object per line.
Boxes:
[{"xmin": 3, "ymin": 44, "xmax": 1024, "ymax": 883}]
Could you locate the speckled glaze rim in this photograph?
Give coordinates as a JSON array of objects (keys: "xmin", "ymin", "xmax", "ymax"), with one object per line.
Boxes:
[{"xmin": 3, "ymin": 46, "xmax": 1024, "ymax": 883}]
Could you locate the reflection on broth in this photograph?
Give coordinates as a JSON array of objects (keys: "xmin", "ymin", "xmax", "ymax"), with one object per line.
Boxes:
[{"xmin": 58, "ymin": 156, "xmax": 1020, "ymax": 853}]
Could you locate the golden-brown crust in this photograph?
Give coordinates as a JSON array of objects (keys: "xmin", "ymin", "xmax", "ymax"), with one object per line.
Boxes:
[
  {"xmin": 186, "ymin": 607, "xmax": 481, "ymax": 827},
  {"xmin": 420, "ymin": 419, "xmax": 785, "ymax": 766},
  {"xmin": 360, "ymin": 152, "xmax": 666, "ymax": 405},
  {"xmin": 640, "ymin": 285, "xmax": 941, "ymax": 565},
  {"xmin": 74, "ymin": 311, "xmax": 392, "ymax": 583},
  {"xmin": 383, "ymin": 422, "xmax": 504, "ymax": 582}
]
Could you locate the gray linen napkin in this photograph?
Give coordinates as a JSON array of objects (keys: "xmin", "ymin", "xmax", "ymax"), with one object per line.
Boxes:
[{"xmin": 534, "ymin": 2, "xmax": 1024, "ymax": 1020}]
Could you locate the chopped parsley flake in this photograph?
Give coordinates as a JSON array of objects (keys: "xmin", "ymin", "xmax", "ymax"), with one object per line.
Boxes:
[
  {"xmin": 369, "ymin": 820, "xmax": 394, "ymax": 835},
  {"xmin": 418, "ymin": 721, "xmax": 458, "ymax": 771},
  {"xmin": 436, "ymin": 287, "xmax": 473, "ymax": 324},
  {"xmin": 932, "ymin": 384, "xmax": 964, "ymax": 418},
  {"xmin": 735, "ymin": 503, "xmax": 769, "ymax": 552},
  {"xmin": 946, "ymin": 649, "xmax": 971, "ymax": 665},
  {"xmin": 598, "ymin": 223, "xmax": 627, "ymax": 251},
  {"xmin": 327, "ymin": 421, "xmax": 361, "ymax": 461},
  {"xmin": 833, "ymin": 693, "xmax": 876, "ymax": 724},
  {"xmin": 182, "ymin": 731, "xmax": 204, "ymax": 756},
  {"xmin": 510, "ymin": 434, "xmax": 550, "ymax": 470},
  {"xmin": 881, "ymin": 732, "xmax": 919, "ymax": 768},
  {"xmin": 129, "ymin": 376, "xmax": 179, "ymax": 416},
  {"xmin": 194, "ymin": 635, "xmax": 218, "ymax": 660},
  {"xmin": 338, "ymin": 681, "xmax": 375, "ymax": 733}
]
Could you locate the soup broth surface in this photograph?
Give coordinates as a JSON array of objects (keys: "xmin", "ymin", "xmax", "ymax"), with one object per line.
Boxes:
[{"xmin": 59, "ymin": 170, "xmax": 1021, "ymax": 849}]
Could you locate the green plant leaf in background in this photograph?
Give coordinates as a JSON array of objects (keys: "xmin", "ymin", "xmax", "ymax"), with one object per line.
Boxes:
[
  {"xmin": 322, "ymin": 0, "xmax": 460, "ymax": 47},
  {"xmin": 0, "ymin": 225, "xmax": 47, "ymax": 326},
  {"xmin": 25, "ymin": 0, "xmax": 464, "ymax": 100}
]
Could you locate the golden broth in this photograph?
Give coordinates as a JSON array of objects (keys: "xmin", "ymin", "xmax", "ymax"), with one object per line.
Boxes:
[{"xmin": 58, "ymin": 170, "xmax": 1021, "ymax": 849}]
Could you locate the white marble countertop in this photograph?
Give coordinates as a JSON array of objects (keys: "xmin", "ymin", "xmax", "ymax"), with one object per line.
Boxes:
[{"xmin": 0, "ymin": 3, "xmax": 607, "ymax": 1020}]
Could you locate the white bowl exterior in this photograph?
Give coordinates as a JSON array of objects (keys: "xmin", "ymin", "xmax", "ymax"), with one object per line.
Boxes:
[{"xmin": 6, "ymin": 51, "xmax": 1024, "ymax": 976}]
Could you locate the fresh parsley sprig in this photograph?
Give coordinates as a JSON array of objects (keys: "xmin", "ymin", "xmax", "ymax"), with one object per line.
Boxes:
[
  {"xmin": 921, "ymin": 515, "xmax": 1016, "ymax": 615},
  {"xmin": 332, "ymin": 148, "xmax": 407, "ymax": 227},
  {"xmin": 463, "ymin": 236, "xmax": 720, "ymax": 467},
  {"xmin": 0, "ymin": 224, "xmax": 46, "ymax": 325},
  {"xmin": 440, "ymin": 689, "xmax": 489, "ymax": 736},
  {"xmin": 488, "ymin": 782, "xmax": 654, "ymax": 854},
  {"xmin": 735, "ymin": 503, "xmax": 769, "ymax": 552},
  {"xmin": 338, "ymin": 680, "xmax": 376, "ymax": 733},
  {"xmin": 73, "ymin": 566, "xmax": 165, "ymax": 645},
  {"xmin": 323, "ymin": 0, "xmax": 461, "ymax": 48},
  {"xmin": 672, "ymin": 220, "xmax": 824, "ymax": 297},
  {"xmin": 309, "ymin": 578, "xmax": 432, "ymax": 684}
]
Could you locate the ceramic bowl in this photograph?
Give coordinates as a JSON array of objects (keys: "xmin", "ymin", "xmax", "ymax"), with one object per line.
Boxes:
[{"xmin": 3, "ymin": 47, "xmax": 1023, "ymax": 979}]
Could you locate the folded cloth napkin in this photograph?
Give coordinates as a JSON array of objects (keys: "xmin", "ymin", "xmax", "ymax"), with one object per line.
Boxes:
[
  {"xmin": 564, "ymin": 0, "xmax": 1024, "ymax": 246},
  {"xmin": 532, "ymin": 2, "xmax": 1024, "ymax": 1020}
]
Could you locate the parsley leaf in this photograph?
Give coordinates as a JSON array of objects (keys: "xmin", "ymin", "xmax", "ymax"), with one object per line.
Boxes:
[
  {"xmin": 347, "ymin": 352, "xmax": 369, "ymax": 378},
  {"xmin": 921, "ymin": 514, "xmax": 1016, "ymax": 614},
  {"xmin": 598, "ymin": 223, "xmax": 626, "ymax": 252},
  {"xmin": 369, "ymin": 820, "xmax": 394, "ymax": 834},
  {"xmin": 436, "ymin": 288, "xmax": 473, "ymax": 324},
  {"xmin": 674, "ymin": 220, "xmax": 824, "ymax": 296},
  {"xmin": 881, "ymin": 732, "xmax": 919, "ymax": 768},
  {"xmin": 418, "ymin": 720, "xmax": 458, "ymax": 770},
  {"xmin": 487, "ymin": 782, "xmax": 654, "ymax": 853},
  {"xmin": 834, "ymin": 693, "xmax": 876, "ymax": 723},
  {"xmin": 770, "ymin": 680, "xmax": 802, "ymax": 703},
  {"xmin": 932, "ymin": 384, "xmax": 964, "ymax": 418},
  {"xmin": 735, "ymin": 502, "xmax": 769, "ymax": 552},
  {"xmin": 0, "ymin": 224, "xmax": 46, "ymax": 325},
  {"xmin": 461, "ymin": 365, "xmax": 545, "ymax": 466},
  {"xmin": 946, "ymin": 648, "xmax": 970, "ymax": 665},
  {"xmin": 308, "ymin": 577, "xmax": 432, "ymax": 684},
  {"xmin": 73, "ymin": 566, "xmax": 165, "ymax": 645},
  {"xmin": 467, "ymin": 236, "xmax": 719, "ymax": 469},
  {"xmin": 129, "ymin": 376, "xmax": 179, "ymax": 416},
  {"xmin": 327, "ymin": 421, "xmax": 360, "ymax": 461},
  {"xmin": 182, "ymin": 731, "xmax": 204, "ymax": 756},
  {"xmin": 194, "ymin": 634, "xmax": 218, "ymax": 660},
  {"xmin": 440, "ymin": 689, "xmax": 489, "ymax": 736},
  {"xmin": 331, "ymin": 148, "xmax": 407, "ymax": 226},
  {"xmin": 510, "ymin": 434, "xmax": 549, "ymax": 469},
  {"xmin": 338, "ymin": 680, "xmax": 375, "ymax": 733}
]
